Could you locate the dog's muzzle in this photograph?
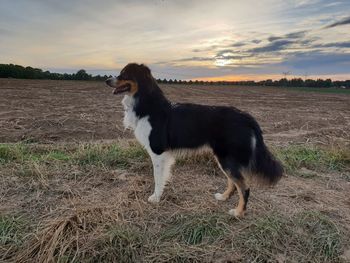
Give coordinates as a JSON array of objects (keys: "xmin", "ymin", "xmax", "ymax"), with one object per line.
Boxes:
[
  {"xmin": 105, "ymin": 77, "xmax": 116, "ymax": 87},
  {"xmin": 105, "ymin": 77, "xmax": 131, "ymax": 94}
]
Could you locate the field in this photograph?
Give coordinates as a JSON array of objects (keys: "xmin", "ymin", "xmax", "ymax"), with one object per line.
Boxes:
[{"xmin": 1, "ymin": 79, "xmax": 350, "ymax": 262}]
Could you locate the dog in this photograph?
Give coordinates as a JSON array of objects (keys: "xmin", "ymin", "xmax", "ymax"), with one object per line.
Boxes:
[{"xmin": 106, "ymin": 63, "xmax": 283, "ymax": 217}]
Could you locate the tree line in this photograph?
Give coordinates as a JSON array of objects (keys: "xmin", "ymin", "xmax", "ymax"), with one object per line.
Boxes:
[
  {"xmin": 0, "ymin": 64, "xmax": 109, "ymax": 81},
  {"xmin": 156, "ymin": 78, "xmax": 350, "ymax": 88},
  {"xmin": 1, "ymin": 63, "xmax": 349, "ymax": 88}
]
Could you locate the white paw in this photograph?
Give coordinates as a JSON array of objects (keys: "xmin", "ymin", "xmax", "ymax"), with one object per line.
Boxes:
[
  {"xmin": 214, "ymin": 193, "xmax": 227, "ymax": 201},
  {"xmin": 228, "ymin": 209, "xmax": 244, "ymax": 218},
  {"xmin": 147, "ymin": 194, "xmax": 160, "ymax": 203}
]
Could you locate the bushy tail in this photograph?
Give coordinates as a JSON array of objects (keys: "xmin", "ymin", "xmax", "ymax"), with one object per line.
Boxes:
[{"xmin": 251, "ymin": 132, "xmax": 283, "ymax": 185}]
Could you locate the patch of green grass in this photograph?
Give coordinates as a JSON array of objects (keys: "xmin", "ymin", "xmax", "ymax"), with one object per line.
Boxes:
[
  {"xmin": 0, "ymin": 142, "xmax": 148, "ymax": 170},
  {"xmin": 148, "ymin": 243, "xmax": 205, "ymax": 263},
  {"xmin": 90, "ymin": 225, "xmax": 144, "ymax": 263},
  {"xmin": 296, "ymin": 211, "xmax": 341, "ymax": 261},
  {"xmin": 236, "ymin": 211, "xmax": 342, "ymax": 262},
  {"xmin": 2, "ymin": 142, "xmax": 348, "ymax": 179},
  {"xmin": 0, "ymin": 215, "xmax": 25, "ymax": 246},
  {"xmin": 274, "ymin": 145, "xmax": 350, "ymax": 175},
  {"xmin": 44, "ymin": 151, "xmax": 72, "ymax": 161},
  {"xmin": 284, "ymin": 86, "xmax": 350, "ymax": 94},
  {"xmin": 0, "ymin": 144, "xmax": 28, "ymax": 163},
  {"xmin": 161, "ymin": 214, "xmax": 229, "ymax": 245},
  {"xmin": 74, "ymin": 143, "xmax": 148, "ymax": 168}
]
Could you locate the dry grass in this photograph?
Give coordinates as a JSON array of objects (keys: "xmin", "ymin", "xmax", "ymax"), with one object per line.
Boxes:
[
  {"xmin": 235, "ymin": 211, "xmax": 342, "ymax": 262},
  {"xmin": 6, "ymin": 209, "xmax": 345, "ymax": 262},
  {"xmin": 1, "ymin": 141, "xmax": 350, "ymax": 262}
]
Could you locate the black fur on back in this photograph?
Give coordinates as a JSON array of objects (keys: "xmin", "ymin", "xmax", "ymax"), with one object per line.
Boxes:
[{"xmin": 117, "ymin": 63, "xmax": 283, "ymax": 185}]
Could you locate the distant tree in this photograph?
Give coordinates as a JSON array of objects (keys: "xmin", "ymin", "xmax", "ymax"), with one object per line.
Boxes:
[
  {"xmin": 289, "ymin": 78, "xmax": 304, "ymax": 87},
  {"xmin": 75, "ymin": 69, "xmax": 90, "ymax": 80}
]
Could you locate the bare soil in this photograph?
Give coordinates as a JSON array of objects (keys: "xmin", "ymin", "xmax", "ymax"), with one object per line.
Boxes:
[{"xmin": 1, "ymin": 79, "xmax": 349, "ymax": 146}]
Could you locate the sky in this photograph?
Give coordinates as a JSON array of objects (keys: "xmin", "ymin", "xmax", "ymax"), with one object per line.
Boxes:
[{"xmin": 1, "ymin": 0, "xmax": 350, "ymax": 80}]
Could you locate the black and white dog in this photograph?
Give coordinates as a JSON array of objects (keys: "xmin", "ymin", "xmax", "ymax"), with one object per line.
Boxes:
[{"xmin": 106, "ymin": 63, "xmax": 283, "ymax": 217}]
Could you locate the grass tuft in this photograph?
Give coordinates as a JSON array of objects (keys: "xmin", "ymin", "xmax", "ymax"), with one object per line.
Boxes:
[
  {"xmin": 0, "ymin": 215, "xmax": 25, "ymax": 246},
  {"xmin": 15, "ymin": 208, "xmax": 115, "ymax": 263},
  {"xmin": 161, "ymin": 214, "xmax": 229, "ymax": 245},
  {"xmin": 44, "ymin": 151, "xmax": 71, "ymax": 161},
  {"xmin": 274, "ymin": 145, "xmax": 350, "ymax": 175},
  {"xmin": 0, "ymin": 144, "xmax": 28, "ymax": 163},
  {"xmin": 0, "ymin": 215, "xmax": 27, "ymax": 261},
  {"xmin": 0, "ymin": 142, "xmax": 149, "ymax": 172},
  {"xmin": 90, "ymin": 225, "xmax": 144, "ymax": 263},
  {"xmin": 236, "ymin": 211, "xmax": 342, "ymax": 262},
  {"xmin": 74, "ymin": 143, "xmax": 148, "ymax": 168},
  {"xmin": 296, "ymin": 211, "xmax": 341, "ymax": 261}
]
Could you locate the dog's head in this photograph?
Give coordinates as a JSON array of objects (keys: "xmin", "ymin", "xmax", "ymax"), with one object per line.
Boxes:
[{"xmin": 106, "ymin": 63, "xmax": 153, "ymax": 95}]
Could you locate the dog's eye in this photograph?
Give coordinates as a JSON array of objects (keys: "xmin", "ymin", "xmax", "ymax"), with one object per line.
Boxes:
[{"xmin": 118, "ymin": 75, "xmax": 129, "ymax": 81}]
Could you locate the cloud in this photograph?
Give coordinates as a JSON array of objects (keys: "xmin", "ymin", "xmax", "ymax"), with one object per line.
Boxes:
[
  {"xmin": 314, "ymin": 41, "xmax": 350, "ymax": 48},
  {"xmin": 171, "ymin": 56, "xmax": 214, "ymax": 62},
  {"xmin": 285, "ymin": 31, "xmax": 307, "ymax": 39},
  {"xmin": 324, "ymin": 16, "xmax": 350, "ymax": 28},
  {"xmin": 216, "ymin": 55, "xmax": 246, "ymax": 60},
  {"xmin": 231, "ymin": 41, "xmax": 246, "ymax": 47},
  {"xmin": 268, "ymin": 31, "xmax": 306, "ymax": 42},
  {"xmin": 268, "ymin": 36, "xmax": 282, "ymax": 42},
  {"xmin": 191, "ymin": 45, "xmax": 219, "ymax": 53},
  {"xmin": 280, "ymin": 51, "xmax": 350, "ymax": 74},
  {"xmin": 294, "ymin": 0, "xmax": 321, "ymax": 7},
  {"xmin": 249, "ymin": 40, "xmax": 294, "ymax": 53},
  {"xmin": 216, "ymin": 49, "xmax": 235, "ymax": 57}
]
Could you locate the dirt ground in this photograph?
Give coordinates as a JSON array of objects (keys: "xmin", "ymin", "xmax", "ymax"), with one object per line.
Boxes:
[
  {"xmin": 1, "ymin": 79, "xmax": 349, "ymax": 146},
  {"xmin": 1, "ymin": 79, "xmax": 350, "ymax": 262}
]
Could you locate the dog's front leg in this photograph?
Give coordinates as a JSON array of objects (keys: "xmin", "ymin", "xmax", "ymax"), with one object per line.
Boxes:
[{"xmin": 148, "ymin": 152, "xmax": 175, "ymax": 203}]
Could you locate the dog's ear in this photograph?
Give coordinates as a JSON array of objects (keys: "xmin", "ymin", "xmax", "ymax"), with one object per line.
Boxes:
[{"xmin": 140, "ymin": 64, "xmax": 152, "ymax": 79}]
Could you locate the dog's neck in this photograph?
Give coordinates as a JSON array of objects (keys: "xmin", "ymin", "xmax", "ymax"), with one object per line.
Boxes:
[{"xmin": 128, "ymin": 82, "xmax": 171, "ymax": 119}]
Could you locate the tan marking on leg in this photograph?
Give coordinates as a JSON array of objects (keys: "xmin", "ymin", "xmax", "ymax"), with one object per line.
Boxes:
[
  {"xmin": 229, "ymin": 178, "xmax": 247, "ymax": 217},
  {"xmin": 214, "ymin": 158, "xmax": 236, "ymax": 201},
  {"xmin": 215, "ymin": 174, "xmax": 236, "ymax": 201}
]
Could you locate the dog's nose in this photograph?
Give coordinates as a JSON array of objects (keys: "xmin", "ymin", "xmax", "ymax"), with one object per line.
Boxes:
[{"xmin": 106, "ymin": 77, "xmax": 117, "ymax": 87}]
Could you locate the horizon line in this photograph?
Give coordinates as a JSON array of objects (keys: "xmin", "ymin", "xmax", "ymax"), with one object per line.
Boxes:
[{"xmin": 2, "ymin": 63, "xmax": 349, "ymax": 82}]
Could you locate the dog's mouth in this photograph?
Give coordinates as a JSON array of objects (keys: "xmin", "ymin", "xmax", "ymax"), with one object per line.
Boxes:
[{"xmin": 113, "ymin": 83, "xmax": 131, "ymax": 95}]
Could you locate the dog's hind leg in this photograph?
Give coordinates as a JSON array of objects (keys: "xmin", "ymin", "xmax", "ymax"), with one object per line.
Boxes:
[
  {"xmin": 228, "ymin": 175, "xmax": 249, "ymax": 218},
  {"xmin": 216, "ymin": 156, "xmax": 250, "ymax": 217},
  {"xmin": 147, "ymin": 152, "xmax": 175, "ymax": 203},
  {"xmin": 214, "ymin": 157, "xmax": 236, "ymax": 201}
]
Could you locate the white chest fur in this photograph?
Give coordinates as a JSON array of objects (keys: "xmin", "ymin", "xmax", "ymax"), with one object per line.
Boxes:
[
  {"xmin": 122, "ymin": 95, "xmax": 139, "ymax": 130},
  {"xmin": 134, "ymin": 116, "xmax": 152, "ymax": 151},
  {"xmin": 122, "ymin": 95, "xmax": 152, "ymax": 150}
]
